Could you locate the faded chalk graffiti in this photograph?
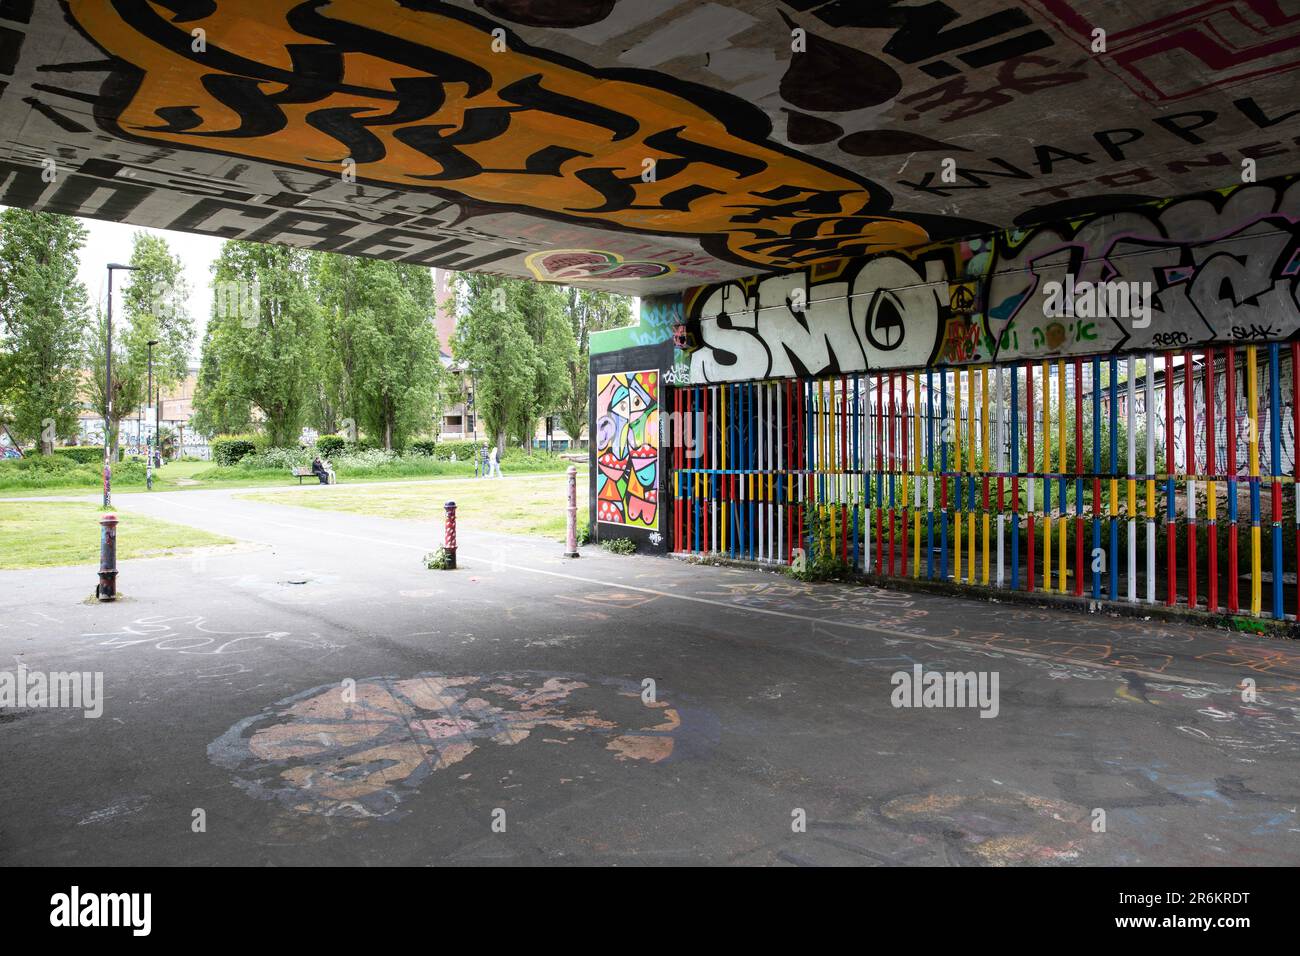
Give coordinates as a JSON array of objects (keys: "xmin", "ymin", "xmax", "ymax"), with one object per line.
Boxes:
[{"xmin": 209, "ymin": 672, "xmax": 711, "ymax": 819}]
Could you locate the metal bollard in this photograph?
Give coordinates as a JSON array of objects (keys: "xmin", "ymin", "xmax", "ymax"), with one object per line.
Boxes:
[
  {"xmin": 97, "ymin": 512, "xmax": 118, "ymax": 601},
  {"xmin": 564, "ymin": 465, "xmax": 580, "ymax": 558},
  {"xmin": 443, "ymin": 500, "xmax": 457, "ymax": 569}
]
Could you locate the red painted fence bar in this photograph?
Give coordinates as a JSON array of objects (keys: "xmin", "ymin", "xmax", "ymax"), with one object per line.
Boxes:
[{"xmin": 664, "ymin": 347, "xmax": 1297, "ymax": 624}]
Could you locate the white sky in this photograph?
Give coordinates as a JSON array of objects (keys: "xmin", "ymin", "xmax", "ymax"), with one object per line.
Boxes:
[
  {"xmin": 74, "ymin": 217, "xmax": 224, "ymax": 362},
  {"xmin": 6, "ymin": 210, "xmax": 641, "ymax": 364}
]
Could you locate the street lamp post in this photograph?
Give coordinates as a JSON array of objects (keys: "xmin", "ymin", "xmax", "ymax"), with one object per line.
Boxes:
[
  {"xmin": 103, "ymin": 263, "xmax": 137, "ymax": 508},
  {"xmin": 146, "ymin": 339, "xmax": 158, "ymax": 490}
]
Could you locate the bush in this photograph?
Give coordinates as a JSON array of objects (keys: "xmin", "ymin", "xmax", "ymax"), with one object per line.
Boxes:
[
  {"xmin": 424, "ymin": 546, "xmax": 454, "ymax": 570},
  {"xmin": 602, "ymin": 537, "xmax": 636, "ymax": 555},
  {"xmin": 53, "ymin": 446, "xmax": 104, "ymax": 464},
  {"xmin": 577, "ymin": 520, "xmax": 593, "ymax": 545},
  {"xmin": 787, "ymin": 506, "xmax": 853, "ymax": 582},
  {"xmin": 212, "ymin": 435, "xmax": 258, "ymax": 466},
  {"xmin": 410, "ymin": 438, "xmax": 483, "ymax": 461},
  {"xmin": 316, "ymin": 434, "xmax": 347, "ymax": 459},
  {"xmin": 239, "ymin": 447, "xmax": 310, "ymax": 470}
]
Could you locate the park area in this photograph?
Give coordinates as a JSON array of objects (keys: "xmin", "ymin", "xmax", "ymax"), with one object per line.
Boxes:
[
  {"xmin": 2, "ymin": 463, "xmax": 1298, "ymax": 869},
  {"xmin": 0, "ymin": 466, "xmax": 588, "ymax": 570}
]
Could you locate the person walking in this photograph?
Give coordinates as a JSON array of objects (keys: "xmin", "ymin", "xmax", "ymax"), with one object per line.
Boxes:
[{"xmin": 487, "ymin": 444, "xmax": 502, "ymax": 479}]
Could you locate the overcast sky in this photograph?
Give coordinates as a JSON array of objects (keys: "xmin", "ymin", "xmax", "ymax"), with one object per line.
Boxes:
[{"xmin": 74, "ymin": 217, "xmax": 224, "ymax": 362}]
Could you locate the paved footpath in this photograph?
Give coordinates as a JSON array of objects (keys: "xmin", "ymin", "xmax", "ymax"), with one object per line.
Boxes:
[{"xmin": 2, "ymin": 485, "xmax": 1299, "ymax": 865}]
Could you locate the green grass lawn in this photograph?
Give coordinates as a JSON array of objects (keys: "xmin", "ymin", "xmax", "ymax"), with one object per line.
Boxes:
[
  {"xmin": 0, "ymin": 501, "xmax": 236, "ymax": 569},
  {"xmin": 0, "ymin": 455, "xmax": 584, "ymax": 497},
  {"xmin": 238, "ymin": 473, "xmax": 590, "ymax": 540}
]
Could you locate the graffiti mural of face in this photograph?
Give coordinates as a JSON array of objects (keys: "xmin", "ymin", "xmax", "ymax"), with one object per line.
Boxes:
[
  {"xmin": 595, "ymin": 370, "xmax": 658, "ymax": 527},
  {"xmin": 67, "ymin": 0, "xmax": 930, "ymax": 270}
]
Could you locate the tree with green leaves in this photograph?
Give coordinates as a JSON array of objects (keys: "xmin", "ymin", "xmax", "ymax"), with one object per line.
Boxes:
[
  {"xmin": 311, "ymin": 253, "xmax": 443, "ymax": 449},
  {"xmin": 85, "ymin": 232, "xmax": 193, "ymax": 457},
  {"xmin": 0, "ymin": 209, "xmax": 91, "ymax": 453},
  {"xmin": 557, "ymin": 287, "xmax": 632, "ymax": 445},
  {"xmin": 193, "ymin": 241, "xmax": 319, "ymax": 446},
  {"xmin": 451, "ymin": 275, "xmax": 575, "ymax": 456},
  {"xmin": 190, "ymin": 320, "xmax": 252, "ymax": 436}
]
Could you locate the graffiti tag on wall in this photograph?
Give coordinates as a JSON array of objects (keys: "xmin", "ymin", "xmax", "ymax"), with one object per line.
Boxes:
[{"xmin": 679, "ymin": 179, "xmax": 1300, "ymax": 383}]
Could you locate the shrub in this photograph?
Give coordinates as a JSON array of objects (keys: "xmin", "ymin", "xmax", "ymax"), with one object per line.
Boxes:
[
  {"xmin": 239, "ymin": 447, "xmax": 310, "ymax": 470},
  {"xmin": 416, "ymin": 439, "xmax": 483, "ymax": 461},
  {"xmin": 602, "ymin": 537, "xmax": 636, "ymax": 555},
  {"xmin": 577, "ymin": 520, "xmax": 593, "ymax": 546},
  {"xmin": 424, "ymin": 546, "xmax": 454, "ymax": 570},
  {"xmin": 333, "ymin": 448, "xmax": 397, "ymax": 470},
  {"xmin": 53, "ymin": 446, "xmax": 104, "ymax": 464},
  {"xmin": 316, "ymin": 434, "xmax": 346, "ymax": 459},
  {"xmin": 787, "ymin": 507, "xmax": 853, "ymax": 581},
  {"xmin": 212, "ymin": 434, "xmax": 258, "ymax": 466}
]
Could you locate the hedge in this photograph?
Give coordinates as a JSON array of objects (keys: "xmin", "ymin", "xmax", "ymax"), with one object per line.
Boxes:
[
  {"xmin": 422, "ymin": 439, "xmax": 485, "ymax": 461},
  {"xmin": 316, "ymin": 434, "xmax": 347, "ymax": 458},
  {"xmin": 211, "ymin": 434, "xmax": 258, "ymax": 466},
  {"xmin": 52, "ymin": 446, "xmax": 105, "ymax": 464}
]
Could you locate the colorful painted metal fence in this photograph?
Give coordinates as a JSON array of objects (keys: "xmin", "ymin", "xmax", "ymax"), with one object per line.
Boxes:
[{"xmin": 668, "ymin": 345, "xmax": 1300, "ymax": 621}]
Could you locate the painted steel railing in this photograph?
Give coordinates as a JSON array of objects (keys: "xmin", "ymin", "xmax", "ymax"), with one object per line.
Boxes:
[{"xmin": 668, "ymin": 344, "xmax": 1300, "ymax": 621}]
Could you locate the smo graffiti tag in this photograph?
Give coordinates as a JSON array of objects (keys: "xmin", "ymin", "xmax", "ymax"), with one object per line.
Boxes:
[{"xmin": 677, "ymin": 178, "xmax": 1300, "ymax": 382}]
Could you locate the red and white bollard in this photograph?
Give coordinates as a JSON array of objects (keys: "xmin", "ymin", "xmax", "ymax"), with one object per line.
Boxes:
[
  {"xmin": 564, "ymin": 465, "xmax": 580, "ymax": 558},
  {"xmin": 97, "ymin": 512, "xmax": 118, "ymax": 601},
  {"xmin": 443, "ymin": 500, "xmax": 457, "ymax": 569}
]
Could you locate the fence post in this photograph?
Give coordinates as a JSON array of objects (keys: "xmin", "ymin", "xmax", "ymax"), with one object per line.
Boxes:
[
  {"xmin": 97, "ymin": 512, "xmax": 118, "ymax": 601},
  {"xmin": 443, "ymin": 500, "xmax": 457, "ymax": 569},
  {"xmin": 565, "ymin": 465, "xmax": 580, "ymax": 558}
]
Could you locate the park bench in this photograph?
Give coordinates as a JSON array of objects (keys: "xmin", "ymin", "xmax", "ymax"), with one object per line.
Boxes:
[{"xmin": 290, "ymin": 466, "xmax": 315, "ymax": 485}]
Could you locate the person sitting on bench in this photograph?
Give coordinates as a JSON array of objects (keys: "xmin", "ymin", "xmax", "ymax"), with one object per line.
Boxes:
[{"xmin": 310, "ymin": 455, "xmax": 334, "ymax": 485}]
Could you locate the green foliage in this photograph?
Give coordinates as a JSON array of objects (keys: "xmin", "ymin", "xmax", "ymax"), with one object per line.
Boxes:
[
  {"xmin": 409, "ymin": 438, "xmax": 484, "ymax": 460},
  {"xmin": 316, "ymin": 434, "xmax": 347, "ymax": 458},
  {"xmin": 52, "ymin": 446, "xmax": 104, "ymax": 464},
  {"xmin": 157, "ymin": 425, "xmax": 178, "ymax": 460},
  {"xmin": 601, "ymin": 537, "xmax": 636, "ymax": 555},
  {"xmin": 451, "ymin": 274, "xmax": 576, "ymax": 453},
  {"xmin": 0, "ymin": 456, "xmax": 144, "ymax": 491},
  {"xmin": 311, "ymin": 253, "xmax": 444, "ymax": 450},
  {"xmin": 193, "ymin": 241, "xmax": 318, "ymax": 445},
  {"xmin": 211, "ymin": 435, "xmax": 258, "ymax": 466},
  {"xmin": 787, "ymin": 507, "xmax": 853, "ymax": 581},
  {"xmin": 84, "ymin": 232, "xmax": 194, "ymax": 459},
  {"xmin": 0, "ymin": 209, "xmax": 91, "ymax": 452},
  {"xmin": 423, "ymin": 546, "xmax": 454, "ymax": 570},
  {"xmin": 577, "ymin": 520, "xmax": 593, "ymax": 545},
  {"xmin": 557, "ymin": 287, "xmax": 633, "ymax": 443}
]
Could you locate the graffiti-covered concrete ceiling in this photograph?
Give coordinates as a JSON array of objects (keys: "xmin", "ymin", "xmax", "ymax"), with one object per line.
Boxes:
[{"xmin": 1, "ymin": 1, "xmax": 1298, "ymax": 294}]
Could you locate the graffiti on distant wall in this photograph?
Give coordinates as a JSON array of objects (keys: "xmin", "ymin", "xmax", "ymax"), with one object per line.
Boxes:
[
  {"xmin": 679, "ymin": 178, "xmax": 1300, "ymax": 383},
  {"xmin": 595, "ymin": 371, "xmax": 659, "ymax": 527}
]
